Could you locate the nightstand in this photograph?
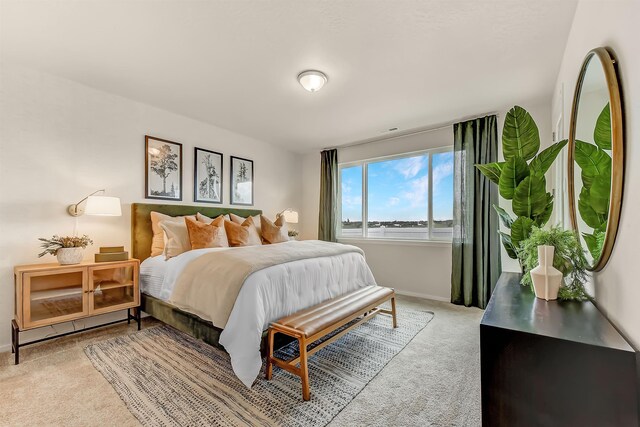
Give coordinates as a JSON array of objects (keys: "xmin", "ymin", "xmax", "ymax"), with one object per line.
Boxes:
[{"xmin": 12, "ymin": 259, "xmax": 140, "ymax": 364}]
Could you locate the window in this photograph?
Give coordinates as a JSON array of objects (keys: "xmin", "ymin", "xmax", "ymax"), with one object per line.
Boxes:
[{"xmin": 339, "ymin": 148, "xmax": 453, "ymax": 241}]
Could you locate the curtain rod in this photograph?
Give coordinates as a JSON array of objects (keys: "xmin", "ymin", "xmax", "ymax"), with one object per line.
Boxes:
[{"xmin": 323, "ymin": 111, "xmax": 500, "ymax": 151}]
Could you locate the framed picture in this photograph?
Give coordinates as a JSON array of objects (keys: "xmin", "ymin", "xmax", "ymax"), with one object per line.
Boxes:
[
  {"xmin": 230, "ymin": 156, "xmax": 254, "ymax": 205},
  {"xmin": 145, "ymin": 135, "xmax": 182, "ymax": 201},
  {"xmin": 194, "ymin": 147, "xmax": 223, "ymax": 204}
]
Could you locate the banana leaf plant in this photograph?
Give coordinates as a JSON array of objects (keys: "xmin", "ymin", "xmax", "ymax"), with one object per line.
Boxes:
[
  {"xmin": 574, "ymin": 103, "xmax": 612, "ymax": 259},
  {"xmin": 475, "ymin": 106, "xmax": 567, "ymax": 260}
]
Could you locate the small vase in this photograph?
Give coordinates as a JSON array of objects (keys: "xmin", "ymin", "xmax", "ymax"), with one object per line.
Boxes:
[
  {"xmin": 531, "ymin": 245, "xmax": 563, "ymax": 301},
  {"xmin": 56, "ymin": 247, "xmax": 84, "ymax": 265}
]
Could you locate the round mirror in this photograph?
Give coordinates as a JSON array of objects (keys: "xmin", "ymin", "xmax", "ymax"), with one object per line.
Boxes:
[{"xmin": 568, "ymin": 47, "xmax": 624, "ymax": 271}]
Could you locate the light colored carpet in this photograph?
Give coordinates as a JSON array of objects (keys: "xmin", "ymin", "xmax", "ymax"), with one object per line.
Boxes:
[
  {"xmin": 0, "ymin": 296, "xmax": 483, "ymax": 426},
  {"xmin": 84, "ymin": 307, "xmax": 432, "ymax": 426}
]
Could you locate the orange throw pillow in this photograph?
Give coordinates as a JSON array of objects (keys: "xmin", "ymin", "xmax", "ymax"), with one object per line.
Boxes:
[
  {"xmin": 260, "ymin": 215, "xmax": 289, "ymax": 244},
  {"xmin": 185, "ymin": 217, "xmax": 229, "ymax": 249},
  {"xmin": 224, "ymin": 217, "xmax": 262, "ymax": 247},
  {"xmin": 229, "ymin": 212, "xmax": 262, "ymax": 235}
]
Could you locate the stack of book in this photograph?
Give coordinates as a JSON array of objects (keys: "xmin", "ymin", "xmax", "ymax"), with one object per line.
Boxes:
[{"xmin": 95, "ymin": 246, "xmax": 129, "ymax": 262}]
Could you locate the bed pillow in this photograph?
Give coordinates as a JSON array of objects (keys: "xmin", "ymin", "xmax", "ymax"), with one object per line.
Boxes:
[
  {"xmin": 229, "ymin": 213, "xmax": 262, "ymax": 235},
  {"xmin": 260, "ymin": 215, "xmax": 289, "ymax": 244},
  {"xmin": 224, "ymin": 217, "xmax": 262, "ymax": 247},
  {"xmin": 186, "ymin": 217, "xmax": 229, "ymax": 249},
  {"xmin": 159, "ymin": 220, "xmax": 192, "ymax": 259},
  {"xmin": 196, "ymin": 212, "xmax": 230, "ymax": 224},
  {"xmin": 150, "ymin": 212, "xmax": 195, "ymax": 257}
]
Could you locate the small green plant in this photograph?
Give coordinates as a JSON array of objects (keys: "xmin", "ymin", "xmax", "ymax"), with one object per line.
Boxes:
[
  {"xmin": 38, "ymin": 235, "xmax": 93, "ymax": 257},
  {"xmin": 518, "ymin": 227, "xmax": 589, "ymax": 301}
]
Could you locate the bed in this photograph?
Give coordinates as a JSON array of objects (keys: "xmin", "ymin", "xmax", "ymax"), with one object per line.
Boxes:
[{"xmin": 131, "ymin": 203, "xmax": 377, "ymax": 387}]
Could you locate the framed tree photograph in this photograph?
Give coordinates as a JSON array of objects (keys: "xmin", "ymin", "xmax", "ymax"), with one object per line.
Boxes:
[
  {"xmin": 194, "ymin": 147, "xmax": 223, "ymax": 204},
  {"xmin": 230, "ymin": 156, "xmax": 254, "ymax": 205},
  {"xmin": 145, "ymin": 135, "xmax": 182, "ymax": 201}
]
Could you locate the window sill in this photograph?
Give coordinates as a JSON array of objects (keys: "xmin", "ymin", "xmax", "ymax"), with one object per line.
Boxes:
[{"xmin": 338, "ymin": 237, "xmax": 452, "ymax": 247}]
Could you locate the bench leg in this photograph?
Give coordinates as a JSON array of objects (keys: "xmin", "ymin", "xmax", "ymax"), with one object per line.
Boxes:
[
  {"xmin": 299, "ymin": 336, "xmax": 310, "ymax": 401},
  {"xmin": 266, "ymin": 328, "xmax": 275, "ymax": 380},
  {"xmin": 391, "ymin": 296, "xmax": 398, "ymax": 328}
]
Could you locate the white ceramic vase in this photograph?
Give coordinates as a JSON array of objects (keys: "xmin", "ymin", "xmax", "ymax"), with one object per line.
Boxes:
[
  {"xmin": 56, "ymin": 247, "xmax": 83, "ymax": 265},
  {"xmin": 531, "ymin": 245, "xmax": 563, "ymax": 301}
]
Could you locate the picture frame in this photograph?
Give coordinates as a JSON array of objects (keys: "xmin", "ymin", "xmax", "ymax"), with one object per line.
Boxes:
[
  {"xmin": 194, "ymin": 147, "xmax": 223, "ymax": 204},
  {"xmin": 145, "ymin": 135, "xmax": 183, "ymax": 201},
  {"xmin": 230, "ymin": 156, "xmax": 254, "ymax": 205}
]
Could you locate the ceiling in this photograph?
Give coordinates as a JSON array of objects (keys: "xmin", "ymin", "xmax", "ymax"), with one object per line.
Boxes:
[{"xmin": 1, "ymin": 0, "xmax": 578, "ymax": 153}]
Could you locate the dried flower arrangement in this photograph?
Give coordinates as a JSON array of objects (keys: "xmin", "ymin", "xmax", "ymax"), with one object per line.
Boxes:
[{"xmin": 38, "ymin": 235, "xmax": 93, "ymax": 257}]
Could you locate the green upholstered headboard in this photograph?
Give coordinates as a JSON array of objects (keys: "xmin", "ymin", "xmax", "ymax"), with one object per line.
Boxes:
[{"xmin": 131, "ymin": 203, "xmax": 262, "ymax": 262}]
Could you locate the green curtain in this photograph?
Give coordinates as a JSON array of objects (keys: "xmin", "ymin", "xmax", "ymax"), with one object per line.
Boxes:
[
  {"xmin": 451, "ymin": 115, "xmax": 501, "ymax": 309},
  {"xmin": 318, "ymin": 149, "xmax": 338, "ymax": 242}
]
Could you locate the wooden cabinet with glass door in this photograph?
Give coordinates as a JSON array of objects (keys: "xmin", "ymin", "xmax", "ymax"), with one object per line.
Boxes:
[{"xmin": 12, "ymin": 259, "xmax": 140, "ymax": 364}]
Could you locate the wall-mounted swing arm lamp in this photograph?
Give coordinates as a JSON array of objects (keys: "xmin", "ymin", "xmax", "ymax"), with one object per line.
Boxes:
[
  {"xmin": 67, "ymin": 189, "xmax": 122, "ymax": 217},
  {"xmin": 276, "ymin": 208, "xmax": 299, "ymax": 224}
]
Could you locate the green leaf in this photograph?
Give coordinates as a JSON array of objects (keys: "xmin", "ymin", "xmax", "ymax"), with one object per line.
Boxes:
[
  {"xmin": 529, "ymin": 140, "xmax": 568, "ymax": 176},
  {"xmin": 498, "ymin": 231, "xmax": 518, "ymax": 259},
  {"xmin": 475, "ymin": 162, "xmax": 504, "ymax": 185},
  {"xmin": 574, "ymin": 140, "xmax": 612, "ymax": 189},
  {"xmin": 511, "ymin": 217, "xmax": 534, "ymax": 249},
  {"xmin": 578, "ymin": 187, "xmax": 606, "ymax": 229},
  {"xmin": 493, "ymin": 205, "xmax": 514, "ymax": 229},
  {"xmin": 589, "ymin": 174, "xmax": 611, "ymax": 216},
  {"xmin": 499, "ymin": 156, "xmax": 529, "ymax": 200},
  {"xmin": 593, "ymin": 103, "xmax": 612, "ymax": 150},
  {"xmin": 534, "ymin": 193, "xmax": 554, "ymax": 227},
  {"xmin": 512, "ymin": 175, "xmax": 548, "ymax": 218},
  {"xmin": 502, "ymin": 106, "xmax": 541, "ymax": 161},
  {"xmin": 582, "ymin": 232, "xmax": 602, "ymax": 260}
]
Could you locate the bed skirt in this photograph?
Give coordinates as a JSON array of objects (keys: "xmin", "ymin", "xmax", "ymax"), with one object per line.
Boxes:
[
  {"xmin": 141, "ymin": 293, "xmax": 224, "ymax": 349},
  {"xmin": 140, "ymin": 294, "xmax": 293, "ymax": 354}
]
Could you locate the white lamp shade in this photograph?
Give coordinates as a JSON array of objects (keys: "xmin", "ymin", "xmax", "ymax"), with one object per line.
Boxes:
[
  {"xmin": 85, "ymin": 196, "xmax": 122, "ymax": 216},
  {"xmin": 298, "ymin": 70, "xmax": 327, "ymax": 92},
  {"xmin": 283, "ymin": 210, "xmax": 299, "ymax": 224}
]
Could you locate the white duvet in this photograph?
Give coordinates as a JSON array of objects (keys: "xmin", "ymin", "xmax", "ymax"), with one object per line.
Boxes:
[{"xmin": 140, "ymin": 242, "xmax": 377, "ymax": 387}]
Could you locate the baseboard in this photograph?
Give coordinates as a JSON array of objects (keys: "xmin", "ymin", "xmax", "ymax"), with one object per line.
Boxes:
[
  {"xmin": 394, "ymin": 289, "xmax": 450, "ymax": 302},
  {"xmin": 0, "ymin": 343, "xmax": 11, "ymax": 353}
]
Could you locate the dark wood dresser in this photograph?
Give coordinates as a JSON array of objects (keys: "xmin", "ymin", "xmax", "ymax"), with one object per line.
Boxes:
[{"xmin": 481, "ymin": 273, "xmax": 640, "ymax": 426}]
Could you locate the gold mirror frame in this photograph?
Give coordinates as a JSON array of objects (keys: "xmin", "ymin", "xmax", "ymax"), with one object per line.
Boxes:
[{"xmin": 567, "ymin": 47, "xmax": 624, "ymax": 272}]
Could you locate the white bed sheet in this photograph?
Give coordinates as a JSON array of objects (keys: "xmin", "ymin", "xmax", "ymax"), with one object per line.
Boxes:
[{"xmin": 139, "ymin": 244, "xmax": 376, "ymax": 387}]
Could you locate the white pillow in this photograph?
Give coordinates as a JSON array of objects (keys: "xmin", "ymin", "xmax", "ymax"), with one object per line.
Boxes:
[
  {"xmin": 160, "ymin": 219, "xmax": 191, "ymax": 259},
  {"xmin": 196, "ymin": 212, "xmax": 230, "ymax": 224}
]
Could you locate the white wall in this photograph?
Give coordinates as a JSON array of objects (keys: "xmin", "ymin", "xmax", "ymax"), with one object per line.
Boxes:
[
  {"xmin": 301, "ymin": 101, "xmax": 552, "ymax": 300},
  {"xmin": 551, "ymin": 0, "xmax": 640, "ymax": 347},
  {"xmin": 0, "ymin": 64, "xmax": 302, "ymax": 350}
]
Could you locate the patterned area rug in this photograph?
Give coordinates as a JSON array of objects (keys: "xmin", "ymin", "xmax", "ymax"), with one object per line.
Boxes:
[{"xmin": 85, "ymin": 307, "xmax": 433, "ymax": 427}]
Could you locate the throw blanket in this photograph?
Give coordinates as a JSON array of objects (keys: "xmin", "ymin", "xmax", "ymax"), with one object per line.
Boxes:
[{"xmin": 169, "ymin": 240, "xmax": 364, "ymax": 328}]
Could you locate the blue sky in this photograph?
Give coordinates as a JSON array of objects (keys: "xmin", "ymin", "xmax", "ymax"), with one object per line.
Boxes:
[{"xmin": 341, "ymin": 152, "xmax": 453, "ymax": 222}]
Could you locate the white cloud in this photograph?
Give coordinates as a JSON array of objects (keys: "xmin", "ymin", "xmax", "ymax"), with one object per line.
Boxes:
[
  {"xmin": 401, "ymin": 175, "xmax": 429, "ymax": 208},
  {"xmin": 432, "ymin": 160, "xmax": 453, "ymax": 188},
  {"xmin": 343, "ymin": 195, "xmax": 362, "ymax": 207},
  {"xmin": 388, "ymin": 197, "xmax": 400, "ymax": 206},
  {"xmin": 394, "ymin": 156, "xmax": 426, "ymax": 179}
]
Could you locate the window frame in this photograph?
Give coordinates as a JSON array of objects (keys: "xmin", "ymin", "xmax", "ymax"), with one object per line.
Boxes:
[{"xmin": 337, "ymin": 146, "xmax": 454, "ymax": 243}]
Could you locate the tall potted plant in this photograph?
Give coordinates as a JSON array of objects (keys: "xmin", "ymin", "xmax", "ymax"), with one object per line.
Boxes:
[
  {"xmin": 475, "ymin": 106, "xmax": 568, "ymax": 261},
  {"xmin": 575, "ymin": 103, "xmax": 612, "ymax": 260}
]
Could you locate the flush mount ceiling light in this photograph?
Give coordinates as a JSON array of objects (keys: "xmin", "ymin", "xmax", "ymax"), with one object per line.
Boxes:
[{"xmin": 297, "ymin": 70, "xmax": 328, "ymax": 92}]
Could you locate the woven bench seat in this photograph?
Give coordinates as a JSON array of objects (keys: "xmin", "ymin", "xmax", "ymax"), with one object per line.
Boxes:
[{"xmin": 265, "ymin": 285, "xmax": 397, "ymax": 401}]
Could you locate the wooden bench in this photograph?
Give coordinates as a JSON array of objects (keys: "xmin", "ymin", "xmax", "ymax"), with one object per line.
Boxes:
[{"xmin": 265, "ymin": 286, "xmax": 397, "ymax": 401}]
